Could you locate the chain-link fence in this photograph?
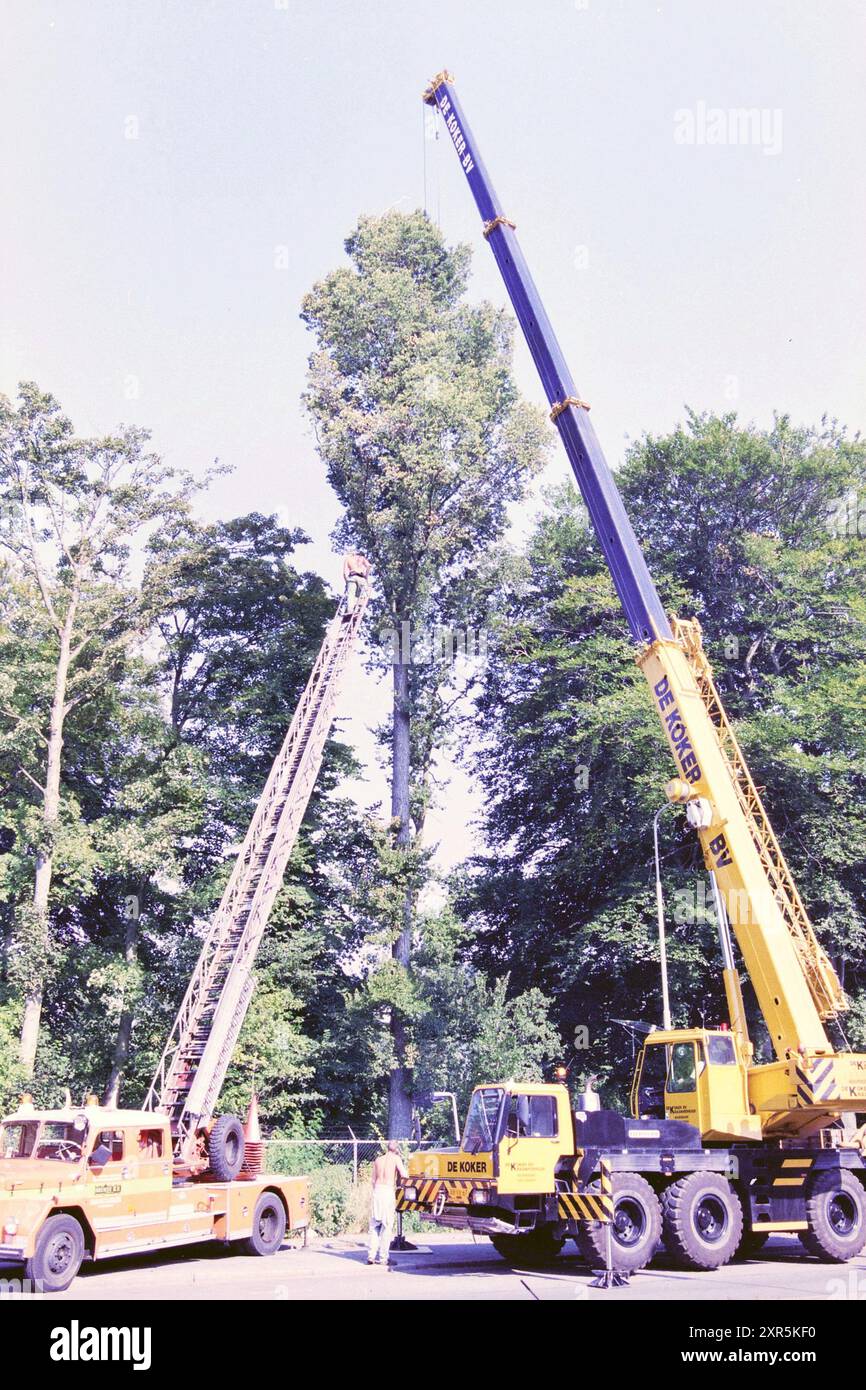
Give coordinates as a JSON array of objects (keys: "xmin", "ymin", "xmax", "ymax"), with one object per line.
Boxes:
[
  {"xmin": 263, "ymin": 1137, "xmax": 436, "ymax": 1184},
  {"xmin": 261, "ymin": 1137, "xmax": 440, "ymax": 1236}
]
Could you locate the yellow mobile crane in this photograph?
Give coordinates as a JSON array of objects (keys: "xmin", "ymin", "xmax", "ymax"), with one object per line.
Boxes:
[{"xmin": 398, "ymin": 73, "xmax": 866, "ymax": 1273}]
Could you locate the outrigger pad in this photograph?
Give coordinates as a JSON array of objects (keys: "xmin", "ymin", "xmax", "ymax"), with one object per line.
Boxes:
[
  {"xmin": 390, "ymin": 1234, "xmax": 417, "ymax": 1251},
  {"xmin": 589, "ymin": 1268, "xmax": 630, "ymax": 1289}
]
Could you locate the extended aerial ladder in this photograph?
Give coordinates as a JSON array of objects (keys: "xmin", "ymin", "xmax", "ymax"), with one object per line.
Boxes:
[
  {"xmin": 145, "ymin": 576, "xmax": 370, "ymax": 1170},
  {"xmin": 422, "ymin": 72, "xmax": 866, "ymax": 1139}
]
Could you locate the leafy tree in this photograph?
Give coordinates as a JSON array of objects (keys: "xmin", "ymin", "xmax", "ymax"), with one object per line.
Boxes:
[
  {"xmin": 301, "ymin": 211, "xmax": 548, "ymax": 1134},
  {"xmin": 0, "ymin": 384, "xmax": 194, "ymax": 1075},
  {"xmin": 461, "ymin": 413, "xmax": 866, "ymax": 1099},
  {"xmin": 410, "ymin": 902, "xmax": 562, "ymax": 1138}
]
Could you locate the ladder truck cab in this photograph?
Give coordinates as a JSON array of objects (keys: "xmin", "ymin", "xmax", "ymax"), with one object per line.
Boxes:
[
  {"xmin": 400, "ymin": 73, "xmax": 866, "ymax": 1273},
  {"xmin": 0, "ymin": 572, "xmax": 370, "ymax": 1291}
]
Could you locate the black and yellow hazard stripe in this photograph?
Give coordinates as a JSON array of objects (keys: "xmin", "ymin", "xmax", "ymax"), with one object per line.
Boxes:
[
  {"xmin": 795, "ymin": 1059, "xmax": 838, "ymax": 1105},
  {"xmin": 557, "ymin": 1191, "xmax": 609, "ymax": 1221},
  {"xmin": 396, "ymin": 1177, "xmax": 439, "ymax": 1212},
  {"xmin": 396, "ymin": 1177, "xmax": 491, "ymax": 1212},
  {"xmin": 772, "ymin": 1156, "xmax": 814, "ymax": 1190},
  {"xmin": 599, "ymin": 1159, "xmax": 613, "ymax": 1213},
  {"xmin": 558, "ymin": 1159, "xmax": 614, "ymax": 1224}
]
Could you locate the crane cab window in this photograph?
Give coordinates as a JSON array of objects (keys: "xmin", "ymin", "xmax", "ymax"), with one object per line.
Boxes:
[
  {"xmin": 637, "ymin": 1044, "xmax": 668, "ymax": 1117},
  {"xmin": 667, "ymin": 1042, "xmax": 703, "ymax": 1093},
  {"xmin": 505, "ymin": 1094, "xmax": 558, "ymax": 1139},
  {"xmin": 706, "ymin": 1034, "xmax": 737, "ymax": 1066},
  {"xmin": 462, "ymin": 1087, "xmax": 504, "ymax": 1152}
]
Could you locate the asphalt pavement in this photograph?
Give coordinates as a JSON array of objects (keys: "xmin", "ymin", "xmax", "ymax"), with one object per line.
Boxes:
[{"xmin": 3, "ymin": 1230, "xmax": 864, "ymax": 1301}]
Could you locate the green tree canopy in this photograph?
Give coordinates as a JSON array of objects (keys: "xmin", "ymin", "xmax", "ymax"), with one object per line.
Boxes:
[{"xmin": 459, "ymin": 412, "xmax": 866, "ymax": 1098}]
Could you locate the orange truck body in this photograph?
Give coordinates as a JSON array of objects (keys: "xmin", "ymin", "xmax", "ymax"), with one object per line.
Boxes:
[{"xmin": 0, "ymin": 1099, "xmax": 308, "ymax": 1277}]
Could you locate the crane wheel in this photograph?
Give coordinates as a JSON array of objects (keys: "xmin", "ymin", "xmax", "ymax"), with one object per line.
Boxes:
[
  {"xmin": 242, "ymin": 1192, "xmax": 287, "ymax": 1256},
  {"xmin": 207, "ymin": 1114, "xmax": 245, "ymax": 1182},
  {"xmin": 24, "ymin": 1213, "xmax": 85, "ymax": 1293},
  {"xmin": 661, "ymin": 1172, "xmax": 743, "ymax": 1270},
  {"xmin": 733, "ymin": 1228, "xmax": 770, "ymax": 1261},
  {"xmin": 575, "ymin": 1172, "xmax": 662, "ymax": 1274},
  {"xmin": 489, "ymin": 1227, "xmax": 565, "ymax": 1266},
  {"xmin": 799, "ymin": 1170, "xmax": 866, "ymax": 1263}
]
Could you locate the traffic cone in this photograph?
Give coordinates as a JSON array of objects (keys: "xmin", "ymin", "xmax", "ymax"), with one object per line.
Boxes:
[{"xmin": 241, "ymin": 1092, "xmax": 264, "ymax": 1177}]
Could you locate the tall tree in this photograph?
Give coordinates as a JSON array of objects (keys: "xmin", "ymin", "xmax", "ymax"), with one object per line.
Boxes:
[
  {"xmin": 301, "ymin": 211, "xmax": 548, "ymax": 1134},
  {"xmin": 0, "ymin": 383, "xmax": 193, "ymax": 1074}
]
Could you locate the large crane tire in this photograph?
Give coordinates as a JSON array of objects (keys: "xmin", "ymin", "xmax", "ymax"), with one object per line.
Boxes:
[
  {"xmin": 799, "ymin": 1170, "xmax": 866, "ymax": 1263},
  {"xmin": 576, "ymin": 1172, "xmax": 662, "ymax": 1274},
  {"xmin": 661, "ymin": 1172, "xmax": 743, "ymax": 1270},
  {"xmin": 489, "ymin": 1227, "xmax": 564, "ymax": 1265}
]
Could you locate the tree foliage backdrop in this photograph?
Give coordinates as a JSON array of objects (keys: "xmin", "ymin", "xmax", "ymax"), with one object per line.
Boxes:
[
  {"xmin": 459, "ymin": 411, "xmax": 866, "ymax": 1100},
  {"xmin": 1, "ymin": 226, "xmax": 864, "ymax": 1144}
]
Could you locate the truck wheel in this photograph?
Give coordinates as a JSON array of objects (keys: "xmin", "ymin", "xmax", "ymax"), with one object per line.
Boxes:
[
  {"xmin": 576, "ymin": 1173, "xmax": 662, "ymax": 1274},
  {"xmin": 24, "ymin": 1214, "xmax": 85, "ymax": 1293},
  {"xmin": 243, "ymin": 1193, "xmax": 287, "ymax": 1256},
  {"xmin": 734, "ymin": 1228, "xmax": 770, "ymax": 1260},
  {"xmin": 799, "ymin": 1170, "xmax": 866, "ymax": 1263},
  {"xmin": 661, "ymin": 1172, "xmax": 743, "ymax": 1270},
  {"xmin": 490, "ymin": 1227, "xmax": 565, "ymax": 1266},
  {"xmin": 207, "ymin": 1114, "xmax": 245, "ymax": 1182}
]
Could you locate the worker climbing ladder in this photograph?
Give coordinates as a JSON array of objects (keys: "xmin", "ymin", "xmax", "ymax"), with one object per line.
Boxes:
[{"xmin": 145, "ymin": 568, "xmax": 370, "ymax": 1167}]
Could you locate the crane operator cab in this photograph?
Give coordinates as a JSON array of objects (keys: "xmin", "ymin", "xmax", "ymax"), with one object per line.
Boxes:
[{"xmin": 631, "ymin": 1029, "xmax": 763, "ymax": 1142}]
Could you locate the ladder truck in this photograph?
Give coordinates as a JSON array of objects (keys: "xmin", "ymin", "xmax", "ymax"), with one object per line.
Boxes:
[
  {"xmin": 398, "ymin": 72, "xmax": 866, "ymax": 1273},
  {"xmin": 0, "ymin": 575, "xmax": 369, "ymax": 1290}
]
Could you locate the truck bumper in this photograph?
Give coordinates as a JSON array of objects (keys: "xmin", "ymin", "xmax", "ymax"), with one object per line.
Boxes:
[{"xmin": 398, "ymin": 1182, "xmax": 558, "ymax": 1237}]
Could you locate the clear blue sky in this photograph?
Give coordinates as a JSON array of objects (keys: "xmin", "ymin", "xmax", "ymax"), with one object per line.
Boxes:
[{"xmin": 3, "ymin": 0, "xmax": 864, "ymax": 863}]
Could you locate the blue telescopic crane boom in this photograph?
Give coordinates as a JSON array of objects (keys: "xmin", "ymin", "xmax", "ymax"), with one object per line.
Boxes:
[
  {"xmin": 423, "ymin": 71, "xmax": 671, "ymax": 646},
  {"xmin": 422, "ymin": 70, "xmax": 866, "ymax": 1124}
]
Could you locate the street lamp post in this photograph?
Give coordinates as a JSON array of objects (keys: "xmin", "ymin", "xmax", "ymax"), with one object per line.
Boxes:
[{"xmin": 653, "ymin": 804, "xmax": 677, "ymax": 1030}]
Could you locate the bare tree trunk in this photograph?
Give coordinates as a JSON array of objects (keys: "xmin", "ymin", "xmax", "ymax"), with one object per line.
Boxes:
[
  {"xmin": 387, "ymin": 653, "xmax": 414, "ymax": 1139},
  {"xmin": 103, "ymin": 903, "xmax": 140, "ymax": 1106},
  {"xmin": 18, "ymin": 624, "xmax": 72, "ymax": 1075}
]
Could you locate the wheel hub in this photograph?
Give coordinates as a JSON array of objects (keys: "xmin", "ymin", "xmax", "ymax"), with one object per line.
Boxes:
[
  {"xmin": 47, "ymin": 1233, "xmax": 74, "ymax": 1275},
  {"xmin": 694, "ymin": 1194, "xmax": 728, "ymax": 1243},
  {"xmin": 828, "ymin": 1191, "xmax": 857, "ymax": 1238},
  {"xmin": 614, "ymin": 1197, "xmax": 647, "ymax": 1248}
]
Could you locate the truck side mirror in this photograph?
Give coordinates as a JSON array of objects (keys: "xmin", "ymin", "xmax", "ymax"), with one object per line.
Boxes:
[{"xmin": 517, "ymin": 1095, "xmax": 531, "ymax": 1134}]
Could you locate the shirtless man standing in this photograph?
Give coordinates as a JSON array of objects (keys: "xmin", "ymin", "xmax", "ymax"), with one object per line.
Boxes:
[{"xmin": 367, "ymin": 1140, "xmax": 407, "ymax": 1266}]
